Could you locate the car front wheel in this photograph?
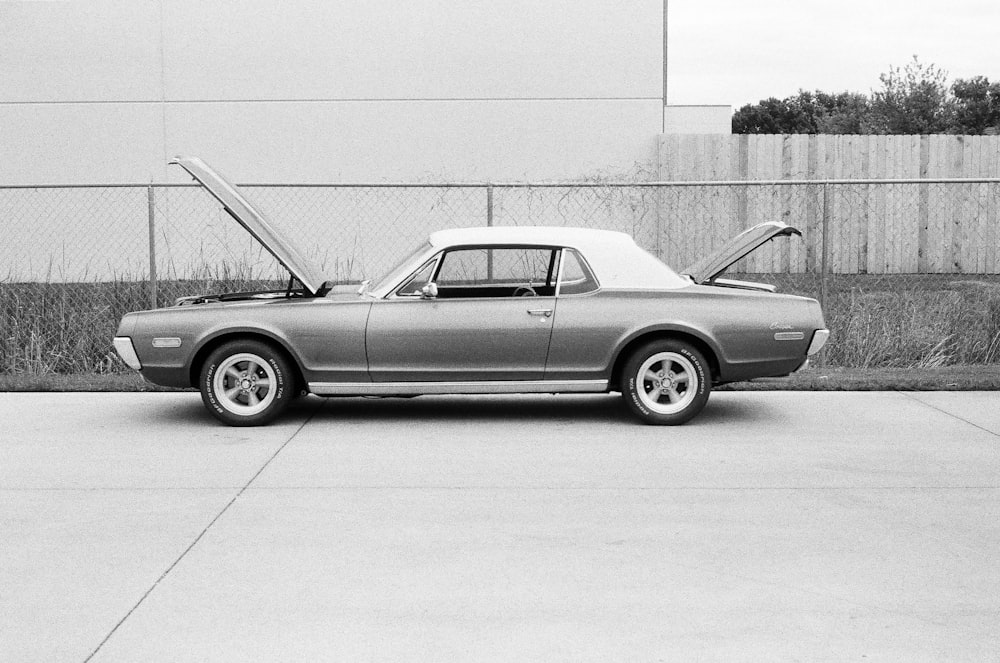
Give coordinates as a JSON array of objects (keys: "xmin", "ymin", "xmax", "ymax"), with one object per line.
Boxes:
[
  {"xmin": 622, "ymin": 340, "xmax": 710, "ymax": 425},
  {"xmin": 199, "ymin": 340, "xmax": 293, "ymax": 426}
]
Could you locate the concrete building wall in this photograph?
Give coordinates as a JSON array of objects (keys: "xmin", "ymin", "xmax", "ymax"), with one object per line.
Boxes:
[
  {"xmin": 0, "ymin": 0, "xmax": 665, "ymax": 183},
  {"xmin": 663, "ymin": 105, "xmax": 732, "ymax": 134}
]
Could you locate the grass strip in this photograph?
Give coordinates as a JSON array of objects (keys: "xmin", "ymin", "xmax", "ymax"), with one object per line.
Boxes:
[
  {"xmin": 2, "ymin": 365, "xmax": 998, "ymax": 392},
  {"xmin": 717, "ymin": 365, "xmax": 1000, "ymax": 391}
]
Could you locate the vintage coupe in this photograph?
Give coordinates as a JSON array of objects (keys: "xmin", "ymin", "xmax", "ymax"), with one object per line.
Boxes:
[{"xmin": 113, "ymin": 157, "xmax": 829, "ymax": 426}]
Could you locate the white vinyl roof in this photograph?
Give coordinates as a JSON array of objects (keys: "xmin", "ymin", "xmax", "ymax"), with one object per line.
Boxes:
[
  {"xmin": 427, "ymin": 226, "xmax": 689, "ymax": 290},
  {"xmin": 429, "ymin": 225, "xmax": 630, "ymax": 249}
]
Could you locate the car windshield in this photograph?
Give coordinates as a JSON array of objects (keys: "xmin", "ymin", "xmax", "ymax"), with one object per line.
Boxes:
[{"xmin": 361, "ymin": 240, "xmax": 434, "ymax": 296}]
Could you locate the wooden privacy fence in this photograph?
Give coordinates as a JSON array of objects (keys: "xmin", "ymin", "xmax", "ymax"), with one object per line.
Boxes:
[{"xmin": 658, "ymin": 134, "xmax": 1000, "ymax": 274}]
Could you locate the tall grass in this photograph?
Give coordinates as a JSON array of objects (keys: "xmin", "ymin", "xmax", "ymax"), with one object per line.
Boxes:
[
  {"xmin": 0, "ymin": 271, "xmax": 287, "ymax": 376},
  {"xmin": 824, "ymin": 281, "xmax": 1000, "ymax": 367},
  {"xmin": 0, "ymin": 279, "xmax": 144, "ymax": 375},
  {"xmin": 2, "ymin": 272, "xmax": 999, "ymax": 376}
]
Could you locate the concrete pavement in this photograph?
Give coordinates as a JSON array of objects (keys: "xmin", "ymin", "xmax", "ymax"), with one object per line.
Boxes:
[{"xmin": 1, "ymin": 391, "xmax": 998, "ymax": 661}]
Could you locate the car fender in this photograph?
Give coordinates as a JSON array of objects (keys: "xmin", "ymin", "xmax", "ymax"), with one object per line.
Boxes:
[
  {"xmin": 186, "ymin": 320, "xmax": 306, "ymax": 378},
  {"xmin": 611, "ymin": 321, "xmax": 727, "ymax": 377}
]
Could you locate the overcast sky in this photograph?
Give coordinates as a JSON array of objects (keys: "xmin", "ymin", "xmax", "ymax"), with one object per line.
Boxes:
[{"xmin": 667, "ymin": 0, "xmax": 1000, "ymax": 108}]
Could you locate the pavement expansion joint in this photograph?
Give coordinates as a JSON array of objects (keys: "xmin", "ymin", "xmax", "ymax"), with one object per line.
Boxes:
[
  {"xmin": 895, "ymin": 390, "xmax": 1000, "ymax": 438},
  {"xmin": 82, "ymin": 412, "xmax": 316, "ymax": 662}
]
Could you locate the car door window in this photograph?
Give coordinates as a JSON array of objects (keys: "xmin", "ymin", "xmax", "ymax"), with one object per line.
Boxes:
[
  {"xmin": 434, "ymin": 247, "xmax": 557, "ymax": 298},
  {"xmin": 558, "ymin": 249, "xmax": 599, "ymax": 295}
]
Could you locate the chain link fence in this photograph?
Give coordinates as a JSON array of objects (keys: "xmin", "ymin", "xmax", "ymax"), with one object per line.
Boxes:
[{"xmin": 2, "ymin": 179, "xmax": 999, "ymax": 375}]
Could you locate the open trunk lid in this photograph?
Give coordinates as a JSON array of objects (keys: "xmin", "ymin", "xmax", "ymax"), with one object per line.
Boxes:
[{"xmin": 681, "ymin": 221, "xmax": 801, "ymax": 284}]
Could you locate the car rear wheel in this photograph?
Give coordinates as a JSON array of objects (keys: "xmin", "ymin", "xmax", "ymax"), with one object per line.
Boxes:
[
  {"xmin": 622, "ymin": 340, "xmax": 710, "ymax": 425},
  {"xmin": 199, "ymin": 340, "xmax": 293, "ymax": 426}
]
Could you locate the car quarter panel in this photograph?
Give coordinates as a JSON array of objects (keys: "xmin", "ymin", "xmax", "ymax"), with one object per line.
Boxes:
[
  {"xmin": 125, "ymin": 297, "xmax": 372, "ymax": 387},
  {"xmin": 544, "ymin": 286, "xmax": 820, "ymax": 383}
]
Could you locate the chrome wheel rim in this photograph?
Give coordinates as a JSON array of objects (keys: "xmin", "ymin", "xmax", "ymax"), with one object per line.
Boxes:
[
  {"xmin": 636, "ymin": 351, "xmax": 696, "ymax": 415},
  {"xmin": 213, "ymin": 352, "xmax": 277, "ymax": 416}
]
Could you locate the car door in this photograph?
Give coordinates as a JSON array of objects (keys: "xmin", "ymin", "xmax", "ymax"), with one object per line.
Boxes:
[{"xmin": 365, "ymin": 245, "xmax": 559, "ymax": 382}]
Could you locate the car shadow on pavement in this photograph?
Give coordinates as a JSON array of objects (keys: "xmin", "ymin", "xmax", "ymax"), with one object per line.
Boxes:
[
  {"xmin": 692, "ymin": 395, "xmax": 776, "ymax": 425},
  {"xmin": 143, "ymin": 392, "xmax": 776, "ymax": 428},
  {"xmin": 303, "ymin": 393, "xmax": 777, "ymax": 426},
  {"xmin": 306, "ymin": 394, "xmax": 633, "ymax": 424}
]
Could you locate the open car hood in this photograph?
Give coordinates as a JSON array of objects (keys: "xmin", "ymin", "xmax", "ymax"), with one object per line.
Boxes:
[
  {"xmin": 681, "ymin": 221, "xmax": 801, "ymax": 284},
  {"xmin": 171, "ymin": 156, "xmax": 329, "ymax": 296}
]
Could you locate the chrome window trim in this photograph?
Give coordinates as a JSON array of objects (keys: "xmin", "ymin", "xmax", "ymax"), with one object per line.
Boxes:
[
  {"xmin": 554, "ymin": 248, "xmax": 565, "ymax": 297},
  {"xmin": 386, "ymin": 243, "xmax": 604, "ymax": 300},
  {"xmin": 308, "ymin": 379, "xmax": 608, "ymax": 396},
  {"xmin": 434, "ymin": 245, "xmax": 557, "ymax": 288},
  {"xmin": 383, "ymin": 292, "xmax": 559, "ymax": 305},
  {"xmin": 390, "ymin": 245, "xmax": 561, "ymax": 300}
]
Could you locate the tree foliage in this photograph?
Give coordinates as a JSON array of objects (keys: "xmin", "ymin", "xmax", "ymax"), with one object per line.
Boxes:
[
  {"xmin": 951, "ymin": 76, "xmax": 1000, "ymax": 135},
  {"xmin": 732, "ymin": 57, "xmax": 1000, "ymax": 135},
  {"xmin": 868, "ymin": 57, "xmax": 952, "ymax": 133}
]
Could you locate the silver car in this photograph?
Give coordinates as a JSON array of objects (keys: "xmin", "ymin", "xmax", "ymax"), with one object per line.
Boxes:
[{"xmin": 113, "ymin": 157, "xmax": 829, "ymax": 426}]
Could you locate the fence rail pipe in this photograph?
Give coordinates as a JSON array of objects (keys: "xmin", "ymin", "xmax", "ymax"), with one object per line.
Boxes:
[{"xmin": 3, "ymin": 177, "xmax": 998, "ymax": 190}]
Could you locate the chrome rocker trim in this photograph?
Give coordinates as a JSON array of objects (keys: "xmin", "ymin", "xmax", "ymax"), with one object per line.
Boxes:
[{"xmin": 308, "ymin": 379, "xmax": 609, "ymax": 396}]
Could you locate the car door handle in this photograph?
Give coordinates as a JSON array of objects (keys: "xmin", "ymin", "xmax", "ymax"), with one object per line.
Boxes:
[{"xmin": 527, "ymin": 308, "xmax": 553, "ymax": 317}]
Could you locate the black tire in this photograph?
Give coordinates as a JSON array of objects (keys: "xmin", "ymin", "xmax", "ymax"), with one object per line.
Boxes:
[
  {"xmin": 621, "ymin": 339, "xmax": 710, "ymax": 425},
  {"xmin": 199, "ymin": 340, "xmax": 294, "ymax": 426}
]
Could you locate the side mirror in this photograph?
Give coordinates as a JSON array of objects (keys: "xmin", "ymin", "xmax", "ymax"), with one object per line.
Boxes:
[{"xmin": 419, "ymin": 282, "xmax": 438, "ymax": 299}]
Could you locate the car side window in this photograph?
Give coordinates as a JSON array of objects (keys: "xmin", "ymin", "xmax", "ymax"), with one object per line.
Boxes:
[
  {"xmin": 433, "ymin": 247, "xmax": 557, "ymax": 298},
  {"xmin": 436, "ymin": 248, "xmax": 489, "ymax": 286},
  {"xmin": 558, "ymin": 249, "xmax": 599, "ymax": 295}
]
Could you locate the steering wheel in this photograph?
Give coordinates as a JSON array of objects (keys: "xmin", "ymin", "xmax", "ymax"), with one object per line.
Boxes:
[{"xmin": 513, "ymin": 285, "xmax": 537, "ymax": 297}]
